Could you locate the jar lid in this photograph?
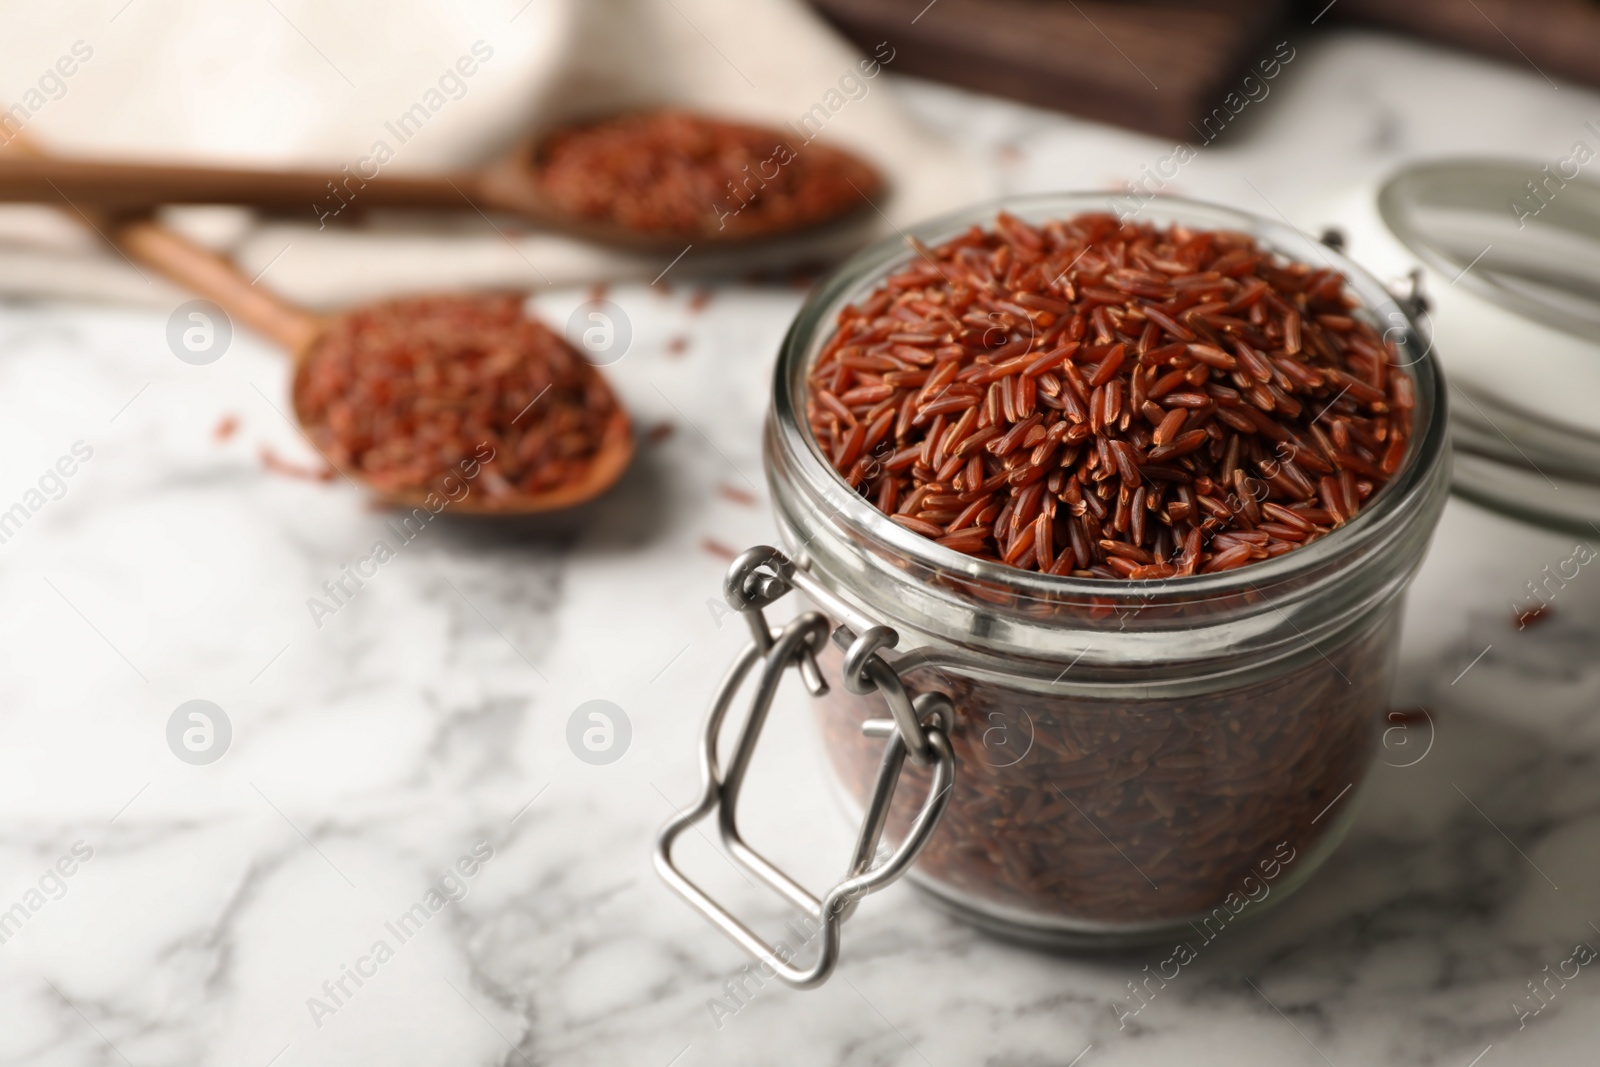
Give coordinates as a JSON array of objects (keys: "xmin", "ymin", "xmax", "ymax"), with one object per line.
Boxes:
[
  {"xmin": 1381, "ymin": 157, "xmax": 1600, "ymax": 347},
  {"xmin": 1374, "ymin": 158, "xmax": 1600, "ymax": 529}
]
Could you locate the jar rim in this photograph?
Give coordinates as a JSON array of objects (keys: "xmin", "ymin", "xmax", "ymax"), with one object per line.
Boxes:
[{"xmin": 770, "ymin": 191, "xmax": 1450, "ymax": 605}]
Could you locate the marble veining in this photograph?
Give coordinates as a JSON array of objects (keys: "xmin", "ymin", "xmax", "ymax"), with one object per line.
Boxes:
[{"xmin": 3, "ymin": 26, "xmax": 1600, "ymax": 1067}]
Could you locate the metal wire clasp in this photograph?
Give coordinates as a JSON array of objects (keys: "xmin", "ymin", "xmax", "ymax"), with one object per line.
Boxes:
[{"xmin": 653, "ymin": 546, "xmax": 956, "ymax": 989}]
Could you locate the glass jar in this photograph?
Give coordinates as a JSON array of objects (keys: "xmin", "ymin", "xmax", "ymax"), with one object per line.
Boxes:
[{"xmin": 656, "ymin": 193, "xmax": 1450, "ymax": 983}]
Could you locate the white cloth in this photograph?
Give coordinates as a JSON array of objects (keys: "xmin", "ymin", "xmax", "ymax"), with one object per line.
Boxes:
[{"xmin": 0, "ymin": 0, "xmax": 983, "ymax": 308}]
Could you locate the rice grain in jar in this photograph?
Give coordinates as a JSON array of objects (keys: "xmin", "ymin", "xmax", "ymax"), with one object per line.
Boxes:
[{"xmin": 656, "ymin": 194, "xmax": 1449, "ymax": 981}]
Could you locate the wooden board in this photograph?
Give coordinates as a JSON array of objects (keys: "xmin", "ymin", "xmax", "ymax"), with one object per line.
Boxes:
[
  {"xmin": 1333, "ymin": 0, "xmax": 1600, "ymax": 90},
  {"xmin": 807, "ymin": 0, "xmax": 1291, "ymax": 140}
]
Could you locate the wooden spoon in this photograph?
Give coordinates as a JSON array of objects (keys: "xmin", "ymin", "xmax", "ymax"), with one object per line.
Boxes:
[
  {"xmin": 114, "ymin": 219, "xmax": 635, "ymax": 515},
  {"xmin": 0, "ymin": 120, "xmax": 884, "ymax": 252}
]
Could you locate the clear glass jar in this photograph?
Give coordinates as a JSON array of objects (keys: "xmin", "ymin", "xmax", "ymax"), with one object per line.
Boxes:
[{"xmin": 762, "ymin": 193, "xmax": 1451, "ymax": 946}]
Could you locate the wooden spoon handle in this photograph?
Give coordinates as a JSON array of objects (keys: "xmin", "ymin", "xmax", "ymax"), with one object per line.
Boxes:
[
  {"xmin": 1, "ymin": 134, "xmax": 322, "ymax": 352},
  {"xmin": 0, "ymin": 156, "xmax": 474, "ymax": 218},
  {"xmin": 114, "ymin": 220, "xmax": 324, "ymax": 353}
]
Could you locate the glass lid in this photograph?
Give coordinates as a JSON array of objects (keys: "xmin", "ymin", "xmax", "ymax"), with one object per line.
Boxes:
[
  {"xmin": 1378, "ymin": 158, "xmax": 1600, "ymax": 534},
  {"xmin": 1379, "ymin": 157, "xmax": 1600, "ymax": 345}
]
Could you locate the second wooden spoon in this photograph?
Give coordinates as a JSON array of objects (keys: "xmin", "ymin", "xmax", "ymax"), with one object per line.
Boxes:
[
  {"xmin": 115, "ymin": 220, "xmax": 634, "ymax": 515},
  {"xmin": 0, "ymin": 111, "xmax": 885, "ymax": 252}
]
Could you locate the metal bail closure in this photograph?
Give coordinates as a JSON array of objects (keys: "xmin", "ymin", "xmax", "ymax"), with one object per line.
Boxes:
[{"xmin": 653, "ymin": 546, "xmax": 957, "ymax": 989}]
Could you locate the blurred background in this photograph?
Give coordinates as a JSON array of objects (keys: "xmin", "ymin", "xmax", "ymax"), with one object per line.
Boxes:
[{"xmin": 3, "ymin": 2, "xmax": 1600, "ymax": 1065}]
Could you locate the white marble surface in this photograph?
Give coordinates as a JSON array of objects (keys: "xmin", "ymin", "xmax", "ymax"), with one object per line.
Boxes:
[{"xmin": 3, "ymin": 25, "xmax": 1600, "ymax": 1067}]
